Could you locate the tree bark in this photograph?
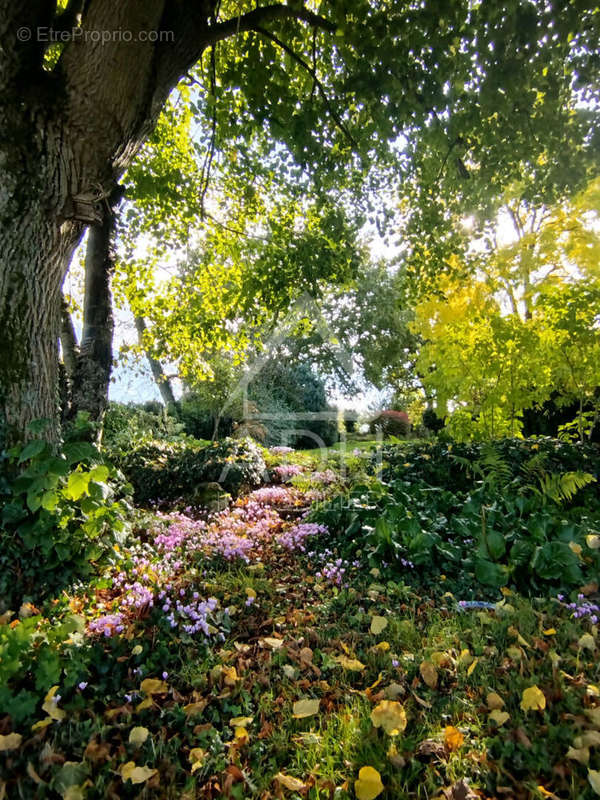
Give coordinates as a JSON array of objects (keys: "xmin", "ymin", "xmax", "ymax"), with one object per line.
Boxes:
[
  {"xmin": 69, "ymin": 190, "xmax": 121, "ymax": 426},
  {"xmin": 134, "ymin": 316, "xmax": 177, "ymax": 408}
]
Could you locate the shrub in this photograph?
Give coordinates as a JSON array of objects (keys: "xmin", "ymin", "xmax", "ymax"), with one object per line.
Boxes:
[
  {"xmin": 370, "ymin": 409, "xmax": 410, "ymax": 437},
  {"xmin": 422, "ymin": 408, "xmax": 445, "ymax": 434},
  {"xmin": 102, "ymin": 401, "xmax": 182, "ymax": 450},
  {"xmin": 112, "ymin": 436, "xmax": 266, "ymax": 505},
  {"xmin": 0, "ymin": 434, "xmax": 130, "ymax": 608}
]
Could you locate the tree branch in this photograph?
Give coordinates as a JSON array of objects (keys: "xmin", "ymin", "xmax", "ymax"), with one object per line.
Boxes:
[
  {"xmin": 206, "ymin": 4, "xmax": 336, "ymax": 45},
  {"xmin": 253, "ymin": 26, "xmax": 358, "ymax": 151}
]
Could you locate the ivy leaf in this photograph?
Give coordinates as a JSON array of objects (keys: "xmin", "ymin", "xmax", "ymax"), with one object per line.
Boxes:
[
  {"xmin": 354, "ymin": 766, "xmax": 384, "ymax": 800},
  {"xmin": 444, "ymin": 726, "xmax": 465, "ymax": 751}
]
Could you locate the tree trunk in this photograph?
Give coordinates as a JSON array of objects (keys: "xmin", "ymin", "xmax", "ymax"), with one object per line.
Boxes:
[
  {"xmin": 69, "ymin": 190, "xmax": 121, "ymax": 427},
  {"xmin": 134, "ymin": 316, "xmax": 177, "ymax": 408},
  {"xmin": 60, "ymin": 296, "xmax": 79, "ymax": 383}
]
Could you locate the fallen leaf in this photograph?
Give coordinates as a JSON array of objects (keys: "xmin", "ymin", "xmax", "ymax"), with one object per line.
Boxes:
[
  {"xmin": 589, "ymin": 770, "xmax": 600, "ymax": 795},
  {"xmin": 128, "ymin": 727, "xmax": 149, "ymax": 746},
  {"xmin": 419, "ymin": 660, "xmax": 438, "ymax": 689},
  {"xmin": 292, "ymin": 698, "xmax": 320, "ymax": 718},
  {"xmin": 444, "ymin": 725, "xmax": 464, "ymax": 751},
  {"xmin": 567, "ymin": 746, "xmax": 590, "ymax": 764},
  {"xmin": 586, "ymin": 535, "xmax": 600, "ymax": 549},
  {"xmin": 586, "ymin": 708, "xmax": 600, "ymax": 727},
  {"xmin": 579, "ymin": 633, "xmax": 596, "ymax": 651},
  {"xmin": 42, "ymin": 686, "xmax": 66, "ymax": 721},
  {"xmin": 354, "ymin": 766, "xmax": 384, "ymax": 800},
  {"xmin": 140, "ymin": 678, "xmax": 167, "ymax": 695},
  {"xmin": 0, "ymin": 733, "xmax": 22, "ymax": 752},
  {"xmin": 466, "ymin": 657, "xmax": 479, "ymax": 677},
  {"xmin": 189, "ymin": 748, "xmax": 206, "ymax": 774},
  {"xmin": 275, "ymin": 773, "xmax": 307, "ymax": 791},
  {"xmin": 222, "ymin": 666, "xmax": 238, "ymax": 686},
  {"xmin": 234, "ymin": 726, "xmax": 248, "ymax": 742},
  {"xmin": 489, "ymin": 710, "xmax": 510, "ymax": 727},
  {"xmin": 486, "ymin": 692, "xmax": 505, "ymax": 710},
  {"xmin": 370, "ymin": 616, "xmax": 388, "ymax": 635},
  {"xmin": 135, "ymin": 697, "xmax": 153, "ymax": 712},
  {"xmin": 577, "ymin": 731, "xmax": 600, "ymax": 747},
  {"xmin": 230, "ymin": 716, "xmax": 253, "ymax": 727},
  {"xmin": 131, "ymin": 645, "xmax": 143, "ymax": 656},
  {"xmin": 334, "ymin": 654, "xmax": 365, "ymax": 671},
  {"xmin": 443, "ymin": 779, "xmax": 479, "ymax": 800},
  {"xmin": 370, "ymin": 701, "xmax": 407, "ymax": 736},
  {"xmin": 183, "ymin": 701, "xmax": 207, "ymax": 717},
  {"xmin": 31, "ymin": 718, "xmax": 54, "ymax": 731},
  {"xmin": 520, "ymin": 685, "xmax": 546, "ymax": 712},
  {"xmin": 374, "ymin": 641, "xmax": 390, "ymax": 652},
  {"xmin": 543, "ymin": 629, "xmax": 557, "ymax": 636},
  {"xmin": 119, "ymin": 762, "xmax": 157, "ymax": 784},
  {"xmin": 261, "ymin": 637, "xmax": 284, "ymax": 650},
  {"xmin": 26, "ymin": 762, "xmax": 45, "ymax": 785}
]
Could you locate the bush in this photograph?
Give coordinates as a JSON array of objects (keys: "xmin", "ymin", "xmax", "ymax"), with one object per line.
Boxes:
[
  {"xmin": 113, "ymin": 436, "xmax": 266, "ymax": 505},
  {"xmin": 310, "ymin": 437, "xmax": 600, "ymax": 597},
  {"xmin": 370, "ymin": 409, "xmax": 410, "ymax": 437},
  {"xmin": 0, "ymin": 434, "xmax": 130, "ymax": 609},
  {"xmin": 422, "ymin": 407, "xmax": 445, "ymax": 434},
  {"xmin": 102, "ymin": 401, "xmax": 182, "ymax": 450}
]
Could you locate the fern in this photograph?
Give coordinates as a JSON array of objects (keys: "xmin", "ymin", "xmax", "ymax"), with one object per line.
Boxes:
[
  {"xmin": 478, "ymin": 443, "xmax": 512, "ymax": 489},
  {"xmin": 535, "ymin": 470, "xmax": 595, "ymax": 505}
]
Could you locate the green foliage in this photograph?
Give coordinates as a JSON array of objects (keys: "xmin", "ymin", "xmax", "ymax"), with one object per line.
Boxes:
[
  {"xmin": 0, "ymin": 437, "xmax": 130, "ymax": 609},
  {"xmin": 113, "ymin": 437, "xmax": 266, "ymax": 505},
  {"xmin": 311, "ymin": 439, "xmax": 600, "ymax": 596},
  {"xmin": 102, "ymin": 401, "xmax": 183, "ymax": 451},
  {"xmin": 248, "ymin": 361, "xmax": 338, "ymax": 449}
]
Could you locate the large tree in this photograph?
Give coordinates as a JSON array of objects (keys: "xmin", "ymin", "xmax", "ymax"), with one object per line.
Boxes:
[{"xmin": 1, "ymin": 0, "xmax": 597, "ymax": 441}]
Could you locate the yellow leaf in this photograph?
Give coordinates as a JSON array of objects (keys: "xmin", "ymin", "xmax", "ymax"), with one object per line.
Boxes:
[
  {"xmin": 589, "ymin": 770, "xmax": 600, "ymax": 796},
  {"xmin": 374, "ymin": 641, "xmax": 390, "ymax": 652},
  {"xmin": 334, "ymin": 655, "xmax": 366, "ymax": 671},
  {"xmin": 520, "ymin": 685, "xmax": 546, "ymax": 712},
  {"xmin": 183, "ymin": 700, "xmax": 207, "ymax": 717},
  {"xmin": 119, "ymin": 762, "xmax": 157, "ymax": 784},
  {"xmin": 222, "ymin": 666, "xmax": 238, "ymax": 686},
  {"xmin": 569, "ymin": 541, "xmax": 583, "ymax": 557},
  {"xmin": 579, "ymin": 633, "xmax": 596, "ymax": 651},
  {"xmin": 586, "ymin": 535, "xmax": 600, "ymax": 550},
  {"xmin": 189, "ymin": 748, "xmax": 206, "ymax": 774},
  {"xmin": 0, "ymin": 733, "xmax": 22, "ymax": 752},
  {"xmin": 370, "ymin": 616, "xmax": 388, "ymax": 635},
  {"xmin": 419, "ymin": 660, "xmax": 438, "ymax": 689},
  {"xmin": 245, "ymin": 587, "xmax": 256, "ymax": 599},
  {"xmin": 275, "ymin": 773, "xmax": 306, "ymax": 791},
  {"xmin": 444, "ymin": 725, "xmax": 464, "ymax": 751},
  {"xmin": 140, "ymin": 678, "xmax": 167, "ymax": 695},
  {"xmin": 467, "ymin": 657, "xmax": 479, "ymax": 677},
  {"xmin": 132, "ymin": 645, "xmax": 143, "ymax": 656},
  {"xmin": 588, "ymin": 685, "xmax": 600, "ymax": 698},
  {"xmin": 292, "ymin": 698, "xmax": 320, "ymax": 718},
  {"xmin": 458, "ymin": 649, "xmax": 473, "ymax": 667},
  {"xmin": 42, "ymin": 685, "xmax": 66, "ymax": 721},
  {"xmin": 486, "ymin": 692, "xmax": 505, "ymax": 710},
  {"xmin": 261, "ymin": 637, "xmax": 284, "ymax": 650},
  {"xmin": 543, "ymin": 629, "xmax": 556, "ymax": 636},
  {"xmin": 431, "ymin": 651, "xmax": 452, "ymax": 668},
  {"xmin": 489, "ymin": 710, "xmax": 510, "ymax": 727},
  {"xmin": 579, "ymin": 731, "xmax": 600, "ymax": 747},
  {"xmin": 31, "ymin": 718, "xmax": 53, "ymax": 731},
  {"xmin": 230, "ymin": 716, "xmax": 253, "ymax": 727},
  {"xmin": 136, "ymin": 697, "xmax": 154, "ymax": 712},
  {"xmin": 567, "ymin": 746, "xmax": 590, "ymax": 764},
  {"xmin": 234, "ymin": 726, "xmax": 248, "ymax": 742},
  {"xmin": 370, "ymin": 701, "xmax": 407, "ymax": 736},
  {"xmin": 354, "ymin": 766, "xmax": 384, "ymax": 800},
  {"xmin": 586, "ymin": 708, "xmax": 600, "ymax": 727},
  {"xmin": 128, "ymin": 727, "xmax": 149, "ymax": 746},
  {"xmin": 537, "ymin": 787, "xmax": 560, "ymax": 800}
]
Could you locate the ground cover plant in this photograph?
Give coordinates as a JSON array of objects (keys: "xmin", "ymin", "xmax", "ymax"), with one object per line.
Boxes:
[{"xmin": 2, "ymin": 440, "xmax": 600, "ymax": 799}]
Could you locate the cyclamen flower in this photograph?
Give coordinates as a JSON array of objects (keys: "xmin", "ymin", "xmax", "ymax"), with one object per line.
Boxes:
[
  {"xmin": 273, "ymin": 464, "xmax": 304, "ymax": 482},
  {"xmin": 271, "ymin": 446, "xmax": 294, "ymax": 454},
  {"xmin": 277, "ymin": 522, "xmax": 328, "ymax": 552},
  {"xmin": 88, "ymin": 612, "xmax": 125, "ymax": 637}
]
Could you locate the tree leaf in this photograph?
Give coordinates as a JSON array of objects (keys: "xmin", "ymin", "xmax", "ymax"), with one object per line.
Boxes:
[
  {"xmin": 0, "ymin": 733, "xmax": 22, "ymax": 751},
  {"xmin": 189, "ymin": 748, "xmax": 206, "ymax": 774},
  {"xmin": 444, "ymin": 725, "xmax": 464, "ymax": 751},
  {"xmin": 520, "ymin": 685, "xmax": 546, "ymax": 712},
  {"xmin": 128, "ymin": 727, "xmax": 149, "ymax": 746},
  {"xmin": 275, "ymin": 772, "xmax": 307, "ymax": 791},
  {"xmin": 486, "ymin": 692, "xmax": 505, "ymax": 710},
  {"xmin": 292, "ymin": 698, "xmax": 320, "ymax": 718},
  {"xmin": 419, "ymin": 660, "xmax": 438, "ymax": 689},
  {"xmin": 354, "ymin": 766, "xmax": 384, "ymax": 800},
  {"xmin": 334, "ymin": 654, "xmax": 365, "ymax": 671},
  {"xmin": 140, "ymin": 678, "xmax": 167, "ymax": 695},
  {"xmin": 589, "ymin": 770, "xmax": 600, "ymax": 796},
  {"xmin": 119, "ymin": 762, "xmax": 157, "ymax": 784},
  {"xmin": 370, "ymin": 700, "xmax": 407, "ymax": 736},
  {"xmin": 488, "ymin": 710, "xmax": 510, "ymax": 726},
  {"xmin": 370, "ymin": 615, "xmax": 388, "ymax": 635}
]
